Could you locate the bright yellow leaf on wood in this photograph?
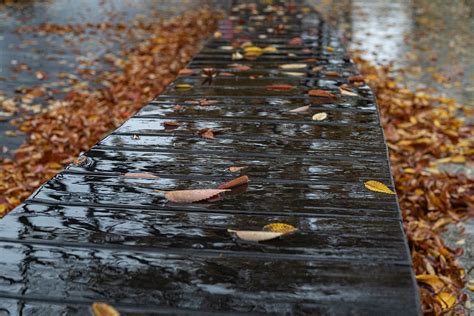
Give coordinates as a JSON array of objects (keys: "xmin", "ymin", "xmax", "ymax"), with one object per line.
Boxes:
[
  {"xmin": 92, "ymin": 303, "xmax": 120, "ymax": 316},
  {"xmin": 263, "ymin": 223, "xmax": 297, "ymax": 233},
  {"xmin": 174, "ymin": 84, "xmax": 193, "ymax": 91},
  {"xmin": 244, "ymin": 46, "xmax": 262, "ymax": 54},
  {"xmin": 279, "ymin": 63, "xmax": 307, "ymax": 70},
  {"xmin": 364, "ymin": 180, "xmax": 396, "ymax": 194}
]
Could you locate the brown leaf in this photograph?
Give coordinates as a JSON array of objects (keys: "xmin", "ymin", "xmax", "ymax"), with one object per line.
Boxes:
[
  {"xmin": 178, "ymin": 68, "xmax": 194, "ymax": 76},
  {"xmin": 228, "ymin": 166, "xmax": 247, "ymax": 172},
  {"xmin": 218, "ymin": 175, "xmax": 249, "ymax": 189},
  {"xmin": 123, "ymin": 172, "xmax": 159, "ymax": 179},
  {"xmin": 348, "ymin": 75, "xmax": 365, "ymax": 83},
  {"xmin": 92, "ymin": 303, "xmax": 120, "ymax": 316},
  {"xmin": 324, "ymin": 71, "xmax": 340, "ymax": 77},
  {"xmin": 198, "ymin": 128, "xmax": 215, "ymax": 139},
  {"xmin": 308, "ymin": 89, "xmax": 335, "ymax": 97},
  {"xmin": 165, "ymin": 189, "xmax": 227, "ymax": 203},
  {"xmin": 266, "ymin": 84, "xmax": 295, "ymax": 91},
  {"xmin": 163, "ymin": 121, "xmax": 179, "ymax": 126}
]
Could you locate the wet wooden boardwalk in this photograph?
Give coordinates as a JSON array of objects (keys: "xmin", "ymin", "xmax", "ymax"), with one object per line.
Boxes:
[{"xmin": 0, "ymin": 1, "xmax": 420, "ymax": 314}]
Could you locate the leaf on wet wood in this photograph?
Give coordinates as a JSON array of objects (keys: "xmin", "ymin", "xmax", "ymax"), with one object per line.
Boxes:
[
  {"xmin": 262, "ymin": 46, "xmax": 278, "ymax": 53},
  {"xmin": 308, "ymin": 89, "xmax": 335, "ymax": 97},
  {"xmin": 165, "ymin": 189, "xmax": 228, "ymax": 203},
  {"xmin": 72, "ymin": 156, "xmax": 88, "ymax": 166},
  {"xmin": 92, "ymin": 303, "xmax": 120, "ymax": 316},
  {"xmin": 227, "ymin": 229, "xmax": 285, "ymax": 242},
  {"xmin": 163, "ymin": 121, "xmax": 179, "ymax": 126},
  {"xmin": 364, "ymin": 180, "xmax": 396, "ymax": 194},
  {"xmin": 228, "ymin": 166, "xmax": 247, "ymax": 173},
  {"xmin": 324, "ymin": 71, "xmax": 340, "ymax": 77},
  {"xmin": 312, "ymin": 112, "xmax": 328, "ymax": 121},
  {"xmin": 230, "ymin": 64, "xmax": 251, "ymax": 71},
  {"xmin": 218, "ymin": 175, "xmax": 249, "ymax": 189},
  {"xmin": 174, "ymin": 84, "xmax": 193, "ymax": 91},
  {"xmin": 266, "ymin": 84, "xmax": 295, "ymax": 91},
  {"xmin": 436, "ymin": 292, "xmax": 456, "ymax": 311},
  {"xmin": 198, "ymin": 128, "xmax": 215, "ymax": 139},
  {"xmin": 282, "ymin": 71, "xmax": 306, "ymax": 77},
  {"xmin": 289, "ymin": 105, "xmax": 310, "ymax": 113},
  {"xmin": 416, "ymin": 274, "xmax": 445, "ymax": 292},
  {"xmin": 123, "ymin": 172, "xmax": 159, "ymax": 179},
  {"xmin": 0, "ymin": 205, "xmax": 7, "ymax": 217},
  {"xmin": 279, "ymin": 63, "xmax": 307, "ymax": 70},
  {"xmin": 263, "ymin": 223, "xmax": 297, "ymax": 233},
  {"xmin": 219, "ymin": 46, "xmax": 234, "ymax": 50},
  {"xmin": 339, "ymin": 84, "xmax": 359, "ymax": 96},
  {"xmin": 243, "ymin": 46, "xmax": 262, "ymax": 54},
  {"xmin": 232, "ymin": 52, "xmax": 243, "ymax": 60}
]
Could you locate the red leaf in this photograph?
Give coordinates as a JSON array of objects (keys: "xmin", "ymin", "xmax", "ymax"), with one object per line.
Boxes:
[
  {"xmin": 266, "ymin": 84, "xmax": 295, "ymax": 91},
  {"xmin": 308, "ymin": 89, "xmax": 335, "ymax": 97}
]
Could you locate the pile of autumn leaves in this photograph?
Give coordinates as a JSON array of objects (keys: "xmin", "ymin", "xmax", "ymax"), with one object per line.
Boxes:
[
  {"xmin": 0, "ymin": 9, "xmax": 220, "ymax": 216},
  {"xmin": 353, "ymin": 55, "xmax": 473, "ymax": 314}
]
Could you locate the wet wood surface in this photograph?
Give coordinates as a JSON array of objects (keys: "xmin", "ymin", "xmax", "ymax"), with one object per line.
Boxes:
[{"xmin": 0, "ymin": 0, "xmax": 420, "ymax": 314}]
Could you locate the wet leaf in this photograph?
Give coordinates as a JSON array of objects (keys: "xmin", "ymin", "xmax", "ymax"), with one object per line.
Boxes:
[
  {"xmin": 232, "ymin": 52, "xmax": 243, "ymax": 60},
  {"xmin": 289, "ymin": 105, "xmax": 310, "ymax": 113},
  {"xmin": 163, "ymin": 121, "xmax": 179, "ymax": 126},
  {"xmin": 227, "ymin": 229, "xmax": 285, "ymax": 242},
  {"xmin": 364, "ymin": 180, "xmax": 396, "ymax": 194},
  {"xmin": 174, "ymin": 83, "xmax": 193, "ymax": 91},
  {"xmin": 218, "ymin": 175, "xmax": 249, "ymax": 189},
  {"xmin": 348, "ymin": 75, "xmax": 365, "ymax": 83},
  {"xmin": 92, "ymin": 303, "xmax": 120, "ymax": 316},
  {"xmin": 262, "ymin": 46, "xmax": 277, "ymax": 53},
  {"xmin": 416, "ymin": 274, "xmax": 445, "ymax": 291},
  {"xmin": 0, "ymin": 205, "xmax": 7, "ymax": 217},
  {"xmin": 178, "ymin": 68, "xmax": 194, "ymax": 76},
  {"xmin": 289, "ymin": 37, "xmax": 302, "ymax": 45},
  {"xmin": 339, "ymin": 84, "xmax": 358, "ymax": 96},
  {"xmin": 243, "ymin": 46, "xmax": 262, "ymax": 54},
  {"xmin": 308, "ymin": 89, "xmax": 335, "ymax": 97},
  {"xmin": 228, "ymin": 166, "xmax": 247, "ymax": 172},
  {"xmin": 123, "ymin": 172, "xmax": 159, "ymax": 179},
  {"xmin": 279, "ymin": 63, "xmax": 307, "ymax": 70},
  {"xmin": 165, "ymin": 189, "xmax": 227, "ymax": 203},
  {"xmin": 263, "ymin": 223, "xmax": 297, "ymax": 233},
  {"xmin": 266, "ymin": 84, "xmax": 295, "ymax": 91},
  {"xmin": 219, "ymin": 46, "xmax": 234, "ymax": 50},
  {"xmin": 282, "ymin": 71, "xmax": 305, "ymax": 77},
  {"xmin": 198, "ymin": 128, "xmax": 215, "ymax": 139},
  {"xmin": 312, "ymin": 112, "xmax": 328, "ymax": 121}
]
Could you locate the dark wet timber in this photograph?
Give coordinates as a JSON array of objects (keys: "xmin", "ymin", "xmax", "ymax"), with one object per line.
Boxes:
[{"xmin": 0, "ymin": 1, "xmax": 421, "ymax": 315}]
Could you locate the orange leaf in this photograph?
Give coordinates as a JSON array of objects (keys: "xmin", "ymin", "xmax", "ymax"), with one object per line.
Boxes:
[
  {"xmin": 348, "ymin": 75, "xmax": 365, "ymax": 83},
  {"xmin": 92, "ymin": 303, "xmax": 120, "ymax": 316},
  {"xmin": 198, "ymin": 128, "xmax": 215, "ymax": 139},
  {"xmin": 218, "ymin": 175, "xmax": 249, "ymax": 189},
  {"xmin": 123, "ymin": 172, "xmax": 159, "ymax": 179},
  {"xmin": 308, "ymin": 89, "xmax": 335, "ymax": 97},
  {"xmin": 228, "ymin": 166, "xmax": 247, "ymax": 172},
  {"xmin": 178, "ymin": 68, "xmax": 194, "ymax": 76},
  {"xmin": 163, "ymin": 121, "xmax": 179, "ymax": 126},
  {"xmin": 266, "ymin": 84, "xmax": 295, "ymax": 91},
  {"xmin": 165, "ymin": 189, "xmax": 227, "ymax": 203}
]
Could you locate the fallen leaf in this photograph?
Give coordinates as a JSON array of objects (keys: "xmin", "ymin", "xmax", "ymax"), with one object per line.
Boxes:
[
  {"xmin": 174, "ymin": 83, "xmax": 193, "ymax": 91},
  {"xmin": 308, "ymin": 89, "xmax": 335, "ymax": 97},
  {"xmin": 416, "ymin": 274, "xmax": 445, "ymax": 291},
  {"xmin": 227, "ymin": 229, "xmax": 285, "ymax": 242},
  {"xmin": 263, "ymin": 223, "xmax": 297, "ymax": 233},
  {"xmin": 244, "ymin": 46, "xmax": 262, "ymax": 54},
  {"xmin": 219, "ymin": 46, "xmax": 234, "ymax": 50},
  {"xmin": 266, "ymin": 84, "xmax": 295, "ymax": 91},
  {"xmin": 0, "ymin": 205, "xmax": 6, "ymax": 217},
  {"xmin": 364, "ymin": 180, "xmax": 396, "ymax": 194},
  {"xmin": 165, "ymin": 189, "xmax": 227, "ymax": 203},
  {"xmin": 232, "ymin": 52, "xmax": 243, "ymax": 60},
  {"xmin": 228, "ymin": 166, "xmax": 247, "ymax": 172},
  {"xmin": 289, "ymin": 105, "xmax": 310, "ymax": 113},
  {"xmin": 324, "ymin": 71, "xmax": 340, "ymax": 77},
  {"xmin": 348, "ymin": 75, "xmax": 365, "ymax": 83},
  {"xmin": 198, "ymin": 128, "xmax": 215, "ymax": 139},
  {"xmin": 213, "ymin": 31, "xmax": 222, "ymax": 39},
  {"xmin": 436, "ymin": 292, "xmax": 456, "ymax": 311},
  {"xmin": 279, "ymin": 63, "xmax": 307, "ymax": 70},
  {"xmin": 339, "ymin": 84, "xmax": 358, "ymax": 96},
  {"xmin": 312, "ymin": 112, "xmax": 328, "ymax": 121},
  {"xmin": 123, "ymin": 172, "xmax": 159, "ymax": 179},
  {"xmin": 289, "ymin": 37, "xmax": 302, "ymax": 45},
  {"xmin": 263, "ymin": 46, "xmax": 277, "ymax": 53},
  {"xmin": 282, "ymin": 71, "xmax": 305, "ymax": 77},
  {"xmin": 326, "ymin": 46, "xmax": 334, "ymax": 52},
  {"xmin": 92, "ymin": 303, "xmax": 120, "ymax": 316},
  {"xmin": 231, "ymin": 64, "xmax": 251, "ymax": 71},
  {"xmin": 218, "ymin": 175, "xmax": 249, "ymax": 189},
  {"xmin": 178, "ymin": 68, "xmax": 194, "ymax": 76},
  {"xmin": 163, "ymin": 121, "xmax": 179, "ymax": 126}
]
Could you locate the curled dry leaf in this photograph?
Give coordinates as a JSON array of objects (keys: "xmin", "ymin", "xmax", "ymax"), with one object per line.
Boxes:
[
  {"xmin": 263, "ymin": 223, "xmax": 297, "ymax": 233},
  {"xmin": 289, "ymin": 105, "xmax": 310, "ymax": 113},
  {"xmin": 123, "ymin": 172, "xmax": 159, "ymax": 179},
  {"xmin": 228, "ymin": 166, "xmax": 247, "ymax": 173},
  {"xmin": 198, "ymin": 128, "xmax": 215, "ymax": 139},
  {"xmin": 92, "ymin": 303, "xmax": 120, "ymax": 316},
  {"xmin": 364, "ymin": 180, "xmax": 396, "ymax": 195},
  {"xmin": 279, "ymin": 63, "xmax": 307, "ymax": 70},
  {"xmin": 308, "ymin": 89, "xmax": 335, "ymax": 97},
  {"xmin": 312, "ymin": 112, "xmax": 328, "ymax": 121},
  {"xmin": 227, "ymin": 229, "xmax": 285, "ymax": 242},
  {"xmin": 266, "ymin": 84, "xmax": 295, "ymax": 91},
  {"xmin": 165, "ymin": 189, "xmax": 228, "ymax": 203},
  {"xmin": 416, "ymin": 274, "xmax": 445, "ymax": 292},
  {"xmin": 174, "ymin": 83, "xmax": 193, "ymax": 91},
  {"xmin": 218, "ymin": 175, "xmax": 249, "ymax": 189}
]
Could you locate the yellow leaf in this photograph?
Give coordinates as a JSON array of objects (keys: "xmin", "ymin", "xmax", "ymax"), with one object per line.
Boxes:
[
  {"xmin": 174, "ymin": 84, "xmax": 193, "ymax": 91},
  {"xmin": 244, "ymin": 46, "xmax": 262, "ymax": 54},
  {"xmin": 282, "ymin": 72, "xmax": 305, "ymax": 77},
  {"xmin": 279, "ymin": 63, "xmax": 307, "ymax": 70},
  {"xmin": 213, "ymin": 31, "xmax": 222, "ymax": 39},
  {"xmin": 436, "ymin": 292, "xmax": 456, "ymax": 311},
  {"xmin": 219, "ymin": 46, "xmax": 233, "ymax": 50},
  {"xmin": 227, "ymin": 229, "xmax": 285, "ymax": 242},
  {"xmin": 364, "ymin": 180, "xmax": 396, "ymax": 194},
  {"xmin": 416, "ymin": 274, "xmax": 445, "ymax": 291},
  {"xmin": 312, "ymin": 112, "xmax": 328, "ymax": 121},
  {"xmin": 263, "ymin": 223, "xmax": 297, "ymax": 234},
  {"xmin": 0, "ymin": 205, "xmax": 7, "ymax": 217},
  {"xmin": 262, "ymin": 46, "xmax": 278, "ymax": 53},
  {"xmin": 92, "ymin": 303, "xmax": 120, "ymax": 316}
]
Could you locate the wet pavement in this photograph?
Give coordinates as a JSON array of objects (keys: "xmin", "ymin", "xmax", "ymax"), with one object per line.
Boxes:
[{"xmin": 0, "ymin": 0, "xmax": 420, "ymax": 314}]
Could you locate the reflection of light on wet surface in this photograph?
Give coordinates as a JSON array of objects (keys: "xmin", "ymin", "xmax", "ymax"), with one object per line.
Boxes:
[{"xmin": 350, "ymin": 0, "xmax": 411, "ymax": 64}]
